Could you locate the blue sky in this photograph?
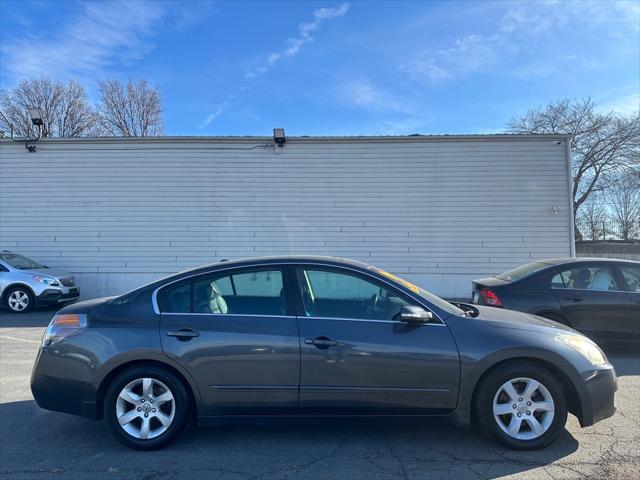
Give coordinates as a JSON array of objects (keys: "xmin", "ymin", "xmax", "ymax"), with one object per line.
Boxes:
[{"xmin": 1, "ymin": 0, "xmax": 638, "ymax": 136}]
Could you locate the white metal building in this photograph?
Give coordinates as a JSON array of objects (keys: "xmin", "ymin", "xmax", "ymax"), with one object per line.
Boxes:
[{"xmin": 0, "ymin": 134, "xmax": 574, "ymax": 299}]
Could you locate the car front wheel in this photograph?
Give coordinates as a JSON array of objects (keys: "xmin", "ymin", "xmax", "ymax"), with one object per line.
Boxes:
[
  {"xmin": 5, "ymin": 287, "xmax": 34, "ymax": 313},
  {"xmin": 104, "ymin": 365, "xmax": 190, "ymax": 450},
  {"xmin": 476, "ymin": 362, "xmax": 567, "ymax": 450}
]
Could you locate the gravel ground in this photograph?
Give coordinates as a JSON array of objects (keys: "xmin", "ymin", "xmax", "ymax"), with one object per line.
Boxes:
[{"xmin": 1, "ymin": 308, "xmax": 638, "ymax": 480}]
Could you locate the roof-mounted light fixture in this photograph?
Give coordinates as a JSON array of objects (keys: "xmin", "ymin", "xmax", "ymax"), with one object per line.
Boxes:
[
  {"xmin": 4, "ymin": 106, "xmax": 43, "ymax": 152},
  {"xmin": 273, "ymin": 128, "xmax": 285, "ymax": 147},
  {"xmin": 29, "ymin": 107, "xmax": 43, "ymax": 127}
]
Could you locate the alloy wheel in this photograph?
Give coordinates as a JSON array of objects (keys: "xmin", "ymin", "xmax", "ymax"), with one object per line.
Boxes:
[
  {"xmin": 8, "ymin": 290, "xmax": 30, "ymax": 312},
  {"xmin": 115, "ymin": 378, "xmax": 175, "ymax": 440},
  {"xmin": 492, "ymin": 377, "xmax": 555, "ymax": 441}
]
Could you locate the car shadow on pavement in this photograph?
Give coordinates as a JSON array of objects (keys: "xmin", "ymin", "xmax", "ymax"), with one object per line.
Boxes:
[
  {"xmin": 601, "ymin": 343, "xmax": 640, "ymax": 376},
  {"xmin": 0, "ymin": 307, "xmax": 58, "ymax": 328},
  {"xmin": 0, "ymin": 399, "xmax": 580, "ymax": 480}
]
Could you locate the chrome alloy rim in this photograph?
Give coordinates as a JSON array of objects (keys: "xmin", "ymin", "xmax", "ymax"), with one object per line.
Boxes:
[
  {"xmin": 8, "ymin": 290, "xmax": 30, "ymax": 312},
  {"xmin": 492, "ymin": 377, "xmax": 555, "ymax": 440},
  {"xmin": 116, "ymin": 378, "xmax": 175, "ymax": 440}
]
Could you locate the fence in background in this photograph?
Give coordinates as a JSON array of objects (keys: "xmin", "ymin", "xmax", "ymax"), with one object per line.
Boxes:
[{"xmin": 576, "ymin": 241, "xmax": 640, "ymax": 261}]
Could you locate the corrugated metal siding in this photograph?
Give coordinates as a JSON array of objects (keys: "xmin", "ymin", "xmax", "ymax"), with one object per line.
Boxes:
[{"xmin": 0, "ymin": 136, "xmax": 572, "ymax": 298}]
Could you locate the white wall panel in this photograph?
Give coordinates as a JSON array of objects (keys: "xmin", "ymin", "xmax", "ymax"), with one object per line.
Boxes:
[{"xmin": 0, "ymin": 135, "xmax": 573, "ymax": 299}]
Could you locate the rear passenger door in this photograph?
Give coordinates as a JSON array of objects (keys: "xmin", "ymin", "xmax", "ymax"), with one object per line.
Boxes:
[
  {"xmin": 158, "ymin": 266, "xmax": 300, "ymax": 415},
  {"xmin": 617, "ymin": 264, "xmax": 640, "ymax": 341},
  {"xmin": 550, "ymin": 263, "xmax": 633, "ymax": 340},
  {"xmin": 294, "ymin": 266, "xmax": 460, "ymax": 413}
]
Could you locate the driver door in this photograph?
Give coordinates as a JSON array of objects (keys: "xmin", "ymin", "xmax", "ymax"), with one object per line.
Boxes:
[{"xmin": 294, "ymin": 266, "xmax": 460, "ymax": 413}]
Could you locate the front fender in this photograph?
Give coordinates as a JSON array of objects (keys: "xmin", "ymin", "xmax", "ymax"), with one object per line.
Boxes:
[
  {"xmin": 459, "ymin": 346, "xmax": 578, "ymax": 404},
  {"xmin": 446, "ymin": 315, "xmax": 602, "ymax": 427}
]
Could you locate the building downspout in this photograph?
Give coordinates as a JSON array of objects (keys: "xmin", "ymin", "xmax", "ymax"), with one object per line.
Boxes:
[{"xmin": 565, "ymin": 137, "xmax": 576, "ymax": 257}]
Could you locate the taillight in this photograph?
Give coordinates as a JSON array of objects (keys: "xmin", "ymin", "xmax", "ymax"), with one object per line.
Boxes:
[
  {"xmin": 41, "ymin": 313, "xmax": 87, "ymax": 347},
  {"xmin": 480, "ymin": 288, "xmax": 503, "ymax": 307}
]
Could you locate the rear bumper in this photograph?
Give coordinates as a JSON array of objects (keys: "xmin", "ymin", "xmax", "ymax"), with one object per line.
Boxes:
[
  {"xmin": 578, "ymin": 365, "xmax": 617, "ymax": 427},
  {"xmin": 30, "ymin": 347, "xmax": 99, "ymax": 419}
]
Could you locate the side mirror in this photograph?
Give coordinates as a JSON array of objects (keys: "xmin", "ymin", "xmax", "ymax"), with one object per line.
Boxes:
[{"xmin": 398, "ymin": 305, "xmax": 433, "ymax": 323}]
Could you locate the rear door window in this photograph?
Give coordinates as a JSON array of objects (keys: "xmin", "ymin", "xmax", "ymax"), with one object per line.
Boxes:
[
  {"xmin": 158, "ymin": 268, "xmax": 286, "ymax": 316},
  {"xmin": 550, "ymin": 265, "xmax": 620, "ymax": 291}
]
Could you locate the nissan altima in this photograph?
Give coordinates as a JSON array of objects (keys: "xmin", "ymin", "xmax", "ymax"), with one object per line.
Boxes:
[{"xmin": 31, "ymin": 256, "xmax": 617, "ymax": 450}]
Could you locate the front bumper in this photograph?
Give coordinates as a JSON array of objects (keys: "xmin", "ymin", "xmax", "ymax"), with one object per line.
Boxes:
[
  {"xmin": 578, "ymin": 364, "xmax": 617, "ymax": 427},
  {"xmin": 36, "ymin": 287, "xmax": 80, "ymax": 306}
]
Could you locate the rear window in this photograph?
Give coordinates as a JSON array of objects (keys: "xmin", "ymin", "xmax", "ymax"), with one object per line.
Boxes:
[{"xmin": 496, "ymin": 262, "xmax": 552, "ymax": 282}]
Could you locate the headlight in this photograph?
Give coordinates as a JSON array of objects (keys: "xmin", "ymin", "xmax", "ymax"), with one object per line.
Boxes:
[
  {"xmin": 32, "ymin": 275, "xmax": 59, "ymax": 286},
  {"xmin": 555, "ymin": 334, "xmax": 607, "ymax": 366},
  {"xmin": 41, "ymin": 314, "xmax": 87, "ymax": 347}
]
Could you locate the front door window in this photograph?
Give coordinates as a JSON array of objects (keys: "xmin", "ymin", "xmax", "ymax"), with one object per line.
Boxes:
[{"xmin": 297, "ymin": 268, "xmax": 410, "ymax": 320}]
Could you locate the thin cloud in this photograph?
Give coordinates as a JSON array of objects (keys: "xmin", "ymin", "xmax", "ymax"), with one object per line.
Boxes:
[
  {"xmin": 198, "ymin": 3, "xmax": 349, "ymax": 129},
  {"xmin": 338, "ymin": 79, "xmax": 412, "ymax": 114},
  {"xmin": 245, "ymin": 2, "xmax": 349, "ymax": 79},
  {"xmin": 199, "ymin": 106, "xmax": 224, "ymax": 129},
  {"xmin": 404, "ymin": 34, "xmax": 500, "ymax": 83},
  {"xmin": 0, "ymin": 1, "xmax": 165, "ymax": 86},
  {"xmin": 598, "ymin": 93, "xmax": 640, "ymax": 117},
  {"xmin": 403, "ymin": 0, "xmax": 638, "ymax": 84}
]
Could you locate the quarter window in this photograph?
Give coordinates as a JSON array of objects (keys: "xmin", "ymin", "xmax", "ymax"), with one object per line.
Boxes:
[
  {"xmin": 551, "ymin": 266, "xmax": 620, "ymax": 291},
  {"xmin": 158, "ymin": 269, "xmax": 285, "ymax": 316},
  {"xmin": 619, "ymin": 266, "xmax": 640, "ymax": 293},
  {"xmin": 297, "ymin": 268, "xmax": 411, "ymax": 321},
  {"xmin": 161, "ymin": 282, "xmax": 191, "ymax": 313}
]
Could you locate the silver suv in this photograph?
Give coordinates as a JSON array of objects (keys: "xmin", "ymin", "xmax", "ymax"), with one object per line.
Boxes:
[{"xmin": 0, "ymin": 251, "xmax": 80, "ymax": 313}]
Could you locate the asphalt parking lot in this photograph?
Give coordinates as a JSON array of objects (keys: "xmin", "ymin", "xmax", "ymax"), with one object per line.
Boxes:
[{"xmin": 1, "ymin": 308, "xmax": 638, "ymax": 480}]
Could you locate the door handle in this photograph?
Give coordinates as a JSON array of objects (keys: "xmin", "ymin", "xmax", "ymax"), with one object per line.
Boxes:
[
  {"xmin": 564, "ymin": 295, "xmax": 584, "ymax": 302},
  {"xmin": 167, "ymin": 329, "xmax": 200, "ymax": 341},
  {"xmin": 304, "ymin": 336, "xmax": 337, "ymax": 349}
]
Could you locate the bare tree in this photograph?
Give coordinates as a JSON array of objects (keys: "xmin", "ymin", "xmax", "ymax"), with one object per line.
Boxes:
[
  {"xmin": 508, "ymin": 99, "xmax": 639, "ymax": 238},
  {"xmin": 97, "ymin": 79, "xmax": 163, "ymax": 136},
  {"xmin": 607, "ymin": 174, "xmax": 640, "ymax": 240},
  {"xmin": 0, "ymin": 77, "xmax": 97, "ymax": 138},
  {"xmin": 576, "ymin": 194, "xmax": 608, "ymax": 240}
]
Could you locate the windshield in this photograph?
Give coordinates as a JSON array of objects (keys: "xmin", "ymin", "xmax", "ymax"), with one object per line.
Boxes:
[
  {"xmin": 496, "ymin": 261, "xmax": 552, "ymax": 282},
  {"xmin": 0, "ymin": 252, "xmax": 46, "ymax": 270},
  {"xmin": 371, "ymin": 268, "xmax": 466, "ymax": 317}
]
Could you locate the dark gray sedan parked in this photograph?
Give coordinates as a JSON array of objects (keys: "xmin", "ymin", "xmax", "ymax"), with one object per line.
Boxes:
[
  {"xmin": 472, "ymin": 258, "xmax": 640, "ymax": 343},
  {"xmin": 31, "ymin": 256, "xmax": 617, "ymax": 451}
]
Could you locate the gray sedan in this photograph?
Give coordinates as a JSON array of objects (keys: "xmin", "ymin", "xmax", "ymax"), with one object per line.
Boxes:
[{"xmin": 30, "ymin": 256, "xmax": 616, "ymax": 451}]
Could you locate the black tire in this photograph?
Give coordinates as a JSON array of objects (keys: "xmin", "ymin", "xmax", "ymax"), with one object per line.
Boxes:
[
  {"xmin": 4, "ymin": 286, "xmax": 35, "ymax": 313},
  {"xmin": 104, "ymin": 365, "xmax": 191, "ymax": 450},
  {"xmin": 475, "ymin": 362, "xmax": 568, "ymax": 450}
]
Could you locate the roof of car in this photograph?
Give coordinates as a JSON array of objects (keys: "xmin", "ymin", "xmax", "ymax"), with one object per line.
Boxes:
[
  {"xmin": 189, "ymin": 255, "xmax": 373, "ymax": 271},
  {"xmin": 541, "ymin": 257, "xmax": 639, "ymax": 265},
  {"xmin": 155, "ymin": 255, "xmax": 375, "ymax": 285}
]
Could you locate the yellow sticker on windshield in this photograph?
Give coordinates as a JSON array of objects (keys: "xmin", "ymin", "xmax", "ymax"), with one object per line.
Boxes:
[{"xmin": 376, "ymin": 269, "xmax": 421, "ymax": 294}]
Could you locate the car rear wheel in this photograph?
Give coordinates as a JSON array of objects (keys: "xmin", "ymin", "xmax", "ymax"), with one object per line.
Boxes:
[
  {"xmin": 5, "ymin": 287, "xmax": 34, "ymax": 313},
  {"xmin": 104, "ymin": 365, "xmax": 190, "ymax": 450},
  {"xmin": 476, "ymin": 362, "xmax": 567, "ymax": 450}
]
